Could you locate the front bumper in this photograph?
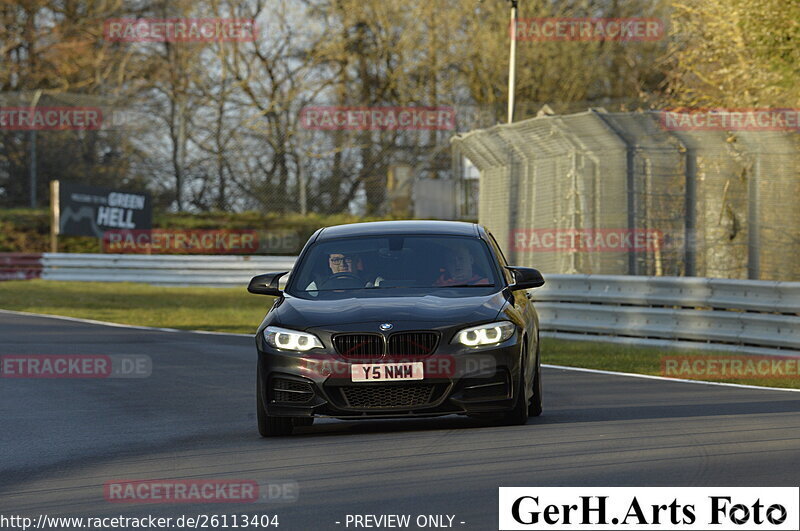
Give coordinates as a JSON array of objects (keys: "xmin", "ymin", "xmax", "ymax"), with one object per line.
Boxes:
[{"xmin": 256, "ymin": 332, "xmax": 523, "ymax": 419}]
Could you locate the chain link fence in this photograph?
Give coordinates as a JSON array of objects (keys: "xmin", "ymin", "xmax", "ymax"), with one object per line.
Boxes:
[{"xmin": 452, "ymin": 109, "xmax": 800, "ymax": 281}]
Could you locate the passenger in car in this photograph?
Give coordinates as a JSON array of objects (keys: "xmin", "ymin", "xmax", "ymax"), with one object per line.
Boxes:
[{"xmin": 434, "ymin": 245, "xmax": 490, "ymax": 286}]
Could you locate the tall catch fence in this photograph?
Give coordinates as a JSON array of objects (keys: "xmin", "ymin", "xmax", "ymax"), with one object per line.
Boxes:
[{"xmin": 452, "ymin": 109, "xmax": 800, "ymax": 281}]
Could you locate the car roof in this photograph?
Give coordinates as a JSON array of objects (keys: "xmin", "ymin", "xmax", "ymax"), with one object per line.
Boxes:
[{"xmin": 316, "ymin": 220, "xmax": 480, "ymax": 241}]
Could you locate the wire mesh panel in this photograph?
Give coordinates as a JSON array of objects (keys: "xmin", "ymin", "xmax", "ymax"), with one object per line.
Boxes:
[
  {"xmin": 552, "ymin": 112, "xmax": 629, "ymax": 275},
  {"xmin": 457, "ymin": 126, "xmax": 516, "ymax": 253},
  {"xmin": 735, "ymin": 131, "xmax": 800, "ymax": 281},
  {"xmin": 452, "ymin": 109, "xmax": 800, "ymax": 280},
  {"xmin": 667, "ymin": 126, "xmax": 749, "ymax": 279},
  {"xmin": 599, "ymin": 112, "xmax": 687, "ymax": 277}
]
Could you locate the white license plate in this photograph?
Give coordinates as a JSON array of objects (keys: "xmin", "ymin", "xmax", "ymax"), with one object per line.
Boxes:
[{"xmin": 351, "ymin": 362, "xmax": 424, "ymax": 382}]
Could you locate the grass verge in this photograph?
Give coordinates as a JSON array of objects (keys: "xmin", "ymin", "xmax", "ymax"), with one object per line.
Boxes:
[
  {"xmin": 1, "ymin": 280, "xmax": 798, "ymax": 389},
  {"xmin": 542, "ymin": 337, "xmax": 800, "ymax": 389},
  {"xmin": 0, "ymin": 279, "xmax": 271, "ymax": 334}
]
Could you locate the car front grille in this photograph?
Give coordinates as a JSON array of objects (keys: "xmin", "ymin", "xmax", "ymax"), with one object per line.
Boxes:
[
  {"xmin": 333, "ymin": 331, "xmax": 439, "ymax": 359},
  {"xmin": 333, "ymin": 334, "xmax": 383, "ymax": 359},
  {"xmin": 339, "ymin": 384, "xmax": 436, "ymax": 409},
  {"xmin": 388, "ymin": 332, "xmax": 438, "ymax": 356},
  {"xmin": 271, "ymin": 378, "xmax": 314, "ymax": 403}
]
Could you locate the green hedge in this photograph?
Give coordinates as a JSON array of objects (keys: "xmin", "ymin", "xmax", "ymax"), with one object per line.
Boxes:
[{"xmin": 0, "ymin": 209, "xmax": 405, "ymax": 254}]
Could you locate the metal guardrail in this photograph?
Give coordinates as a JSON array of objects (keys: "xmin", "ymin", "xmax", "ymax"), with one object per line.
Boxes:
[
  {"xmin": 2, "ymin": 253, "xmax": 798, "ymax": 355},
  {"xmin": 534, "ymin": 275, "xmax": 800, "ymax": 356},
  {"xmin": 40, "ymin": 253, "xmax": 296, "ymax": 287},
  {"xmin": 0, "ymin": 253, "xmax": 43, "ymax": 281}
]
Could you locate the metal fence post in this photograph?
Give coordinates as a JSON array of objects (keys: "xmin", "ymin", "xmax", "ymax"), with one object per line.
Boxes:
[
  {"xmin": 748, "ymin": 156, "xmax": 761, "ymax": 279},
  {"xmin": 625, "ymin": 143, "xmax": 637, "ymax": 275},
  {"xmin": 684, "ymin": 148, "xmax": 697, "ymax": 277}
]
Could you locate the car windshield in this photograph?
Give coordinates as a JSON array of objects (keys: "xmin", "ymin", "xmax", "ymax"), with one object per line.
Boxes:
[{"xmin": 287, "ymin": 235, "xmax": 500, "ymax": 295}]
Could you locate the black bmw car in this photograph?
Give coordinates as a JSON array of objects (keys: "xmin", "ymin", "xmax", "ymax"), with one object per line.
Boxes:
[{"xmin": 247, "ymin": 220, "xmax": 545, "ymax": 436}]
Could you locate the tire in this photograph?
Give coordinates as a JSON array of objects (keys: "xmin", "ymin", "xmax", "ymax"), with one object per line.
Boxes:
[
  {"xmin": 257, "ymin": 370, "xmax": 293, "ymax": 437},
  {"xmin": 501, "ymin": 346, "xmax": 530, "ymax": 426},
  {"xmin": 528, "ymin": 342, "xmax": 543, "ymax": 417}
]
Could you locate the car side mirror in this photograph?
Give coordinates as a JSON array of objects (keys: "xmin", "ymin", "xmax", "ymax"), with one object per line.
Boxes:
[
  {"xmin": 506, "ymin": 266, "xmax": 545, "ymax": 290},
  {"xmin": 247, "ymin": 271, "xmax": 289, "ymax": 296}
]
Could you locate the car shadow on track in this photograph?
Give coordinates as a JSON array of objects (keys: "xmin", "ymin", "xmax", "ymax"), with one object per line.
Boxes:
[
  {"xmin": 289, "ymin": 415, "xmax": 518, "ymax": 437},
  {"xmin": 530, "ymin": 398, "xmax": 800, "ymax": 425},
  {"xmin": 286, "ymin": 397, "xmax": 800, "ymax": 436}
]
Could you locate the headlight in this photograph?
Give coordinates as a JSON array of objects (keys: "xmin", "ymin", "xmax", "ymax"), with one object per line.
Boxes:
[
  {"xmin": 454, "ymin": 321, "xmax": 515, "ymax": 347},
  {"xmin": 263, "ymin": 326, "xmax": 323, "ymax": 352}
]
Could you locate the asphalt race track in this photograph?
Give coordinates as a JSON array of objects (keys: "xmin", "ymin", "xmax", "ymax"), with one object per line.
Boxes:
[{"xmin": 2, "ymin": 311, "xmax": 800, "ymax": 530}]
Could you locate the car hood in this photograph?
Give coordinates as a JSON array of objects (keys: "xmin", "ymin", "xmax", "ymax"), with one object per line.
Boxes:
[{"xmin": 272, "ymin": 290, "xmax": 508, "ymax": 329}]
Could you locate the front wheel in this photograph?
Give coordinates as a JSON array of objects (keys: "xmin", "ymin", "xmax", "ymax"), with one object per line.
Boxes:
[
  {"xmin": 528, "ymin": 343, "xmax": 543, "ymax": 417},
  {"xmin": 257, "ymin": 370, "xmax": 293, "ymax": 437},
  {"xmin": 501, "ymin": 347, "xmax": 530, "ymax": 426}
]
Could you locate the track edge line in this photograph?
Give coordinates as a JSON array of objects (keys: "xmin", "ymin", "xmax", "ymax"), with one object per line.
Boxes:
[
  {"xmin": 0, "ymin": 308, "xmax": 252, "ymax": 337},
  {"xmin": 543, "ymin": 363, "xmax": 800, "ymax": 393}
]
